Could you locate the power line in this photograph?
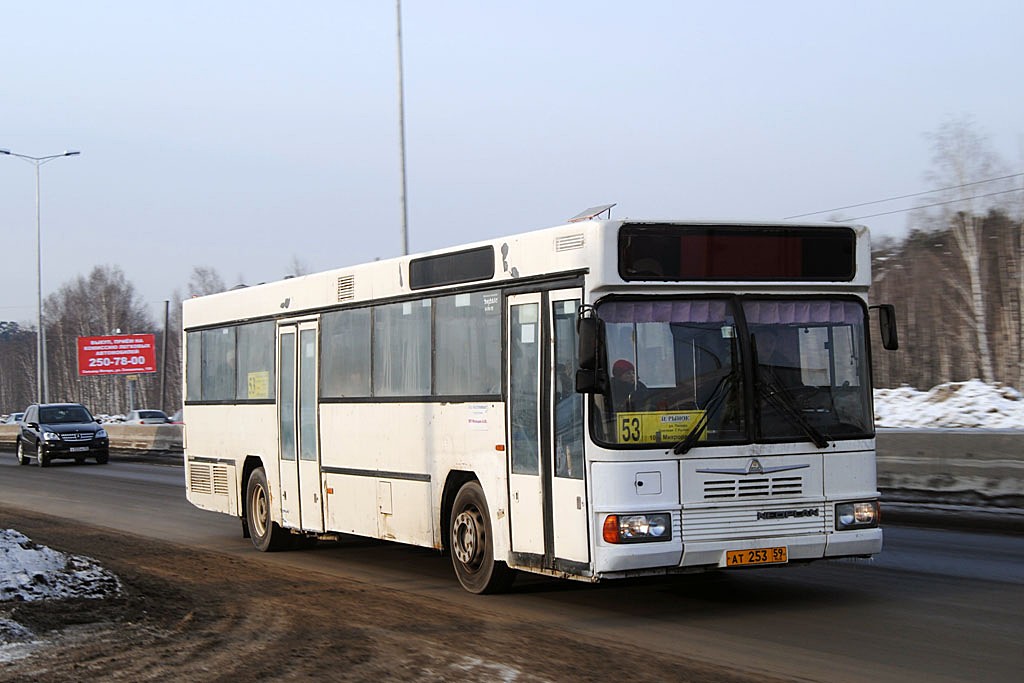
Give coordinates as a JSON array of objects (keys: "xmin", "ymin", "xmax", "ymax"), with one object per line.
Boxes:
[
  {"xmin": 784, "ymin": 172, "xmax": 1024, "ymax": 219},
  {"xmin": 847, "ymin": 187, "xmax": 1024, "ymax": 220}
]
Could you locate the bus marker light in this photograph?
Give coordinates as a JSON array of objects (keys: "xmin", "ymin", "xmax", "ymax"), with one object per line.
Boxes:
[
  {"xmin": 495, "ymin": 444, "xmax": 505, "ymax": 451},
  {"xmin": 603, "ymin": 515, "xmax": 620, "ymax": 543},
  {"xmin": 326, "ymin": 487, "xmax": 334, "ymax": 495}
]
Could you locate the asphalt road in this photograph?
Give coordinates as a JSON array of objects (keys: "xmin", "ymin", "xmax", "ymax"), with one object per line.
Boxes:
[{"xmin": 1, "ymin": 450, "xmax": 1022, "ymax": 683}]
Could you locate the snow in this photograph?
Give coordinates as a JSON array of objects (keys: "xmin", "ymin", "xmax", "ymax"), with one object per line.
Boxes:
[
  {"xmin": 875, "ymin": 379, "xmax": 1024, "ymax": 429},
  {"xmin": 0, "ymin": 529, "xmax": 121, "ymax": 660}
]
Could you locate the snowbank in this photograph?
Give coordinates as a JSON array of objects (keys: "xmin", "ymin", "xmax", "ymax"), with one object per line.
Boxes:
[
  {"xmin": 1, "ymin": 529, "xmax": 121, "ymax": 657},
  {"xmin": 875, "ymin": 380, "xmax": 1024, "ymax": 429},
  {"xmin": 0, "ymin": 529, "xmax": 120, "ymax": 603}
]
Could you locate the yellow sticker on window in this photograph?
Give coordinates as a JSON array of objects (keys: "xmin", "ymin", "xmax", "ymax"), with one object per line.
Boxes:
[
  {"xmin": 248, "ymin": 371, "xmax": 270, "ymax": 399},
  {"xmin": 616, "ymin": 410, "xmax": 706, "ymax": 444}
]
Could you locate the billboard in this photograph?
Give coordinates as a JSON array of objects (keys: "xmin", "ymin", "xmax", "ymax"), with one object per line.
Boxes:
[{"xmin": 78, "ymin": 334, "xmax": 157, "ymax": 376}]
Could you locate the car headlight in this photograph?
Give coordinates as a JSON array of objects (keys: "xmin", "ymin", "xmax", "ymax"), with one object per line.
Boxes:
[
  {"xmin": 835, "ymin": 501, "xmax": 880, "ymax": 530},
  {"xmin": 602, "ymin": 513, "xmax": 672, "ymax": 544},
  {"xmin": 96, "ymin": 429, "xmax": 108, "ymax": 439},
  {"xmin": 42, "ymin": 431, "xmax": 61, "ymax": 441}
]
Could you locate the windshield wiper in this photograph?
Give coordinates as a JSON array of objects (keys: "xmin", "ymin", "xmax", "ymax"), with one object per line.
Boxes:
[
  {"xmin": 672, "ymin": 372, "xmax": 736, "ymax": 455},
  {"xmin": 756, "ymin": 373, "xmax": 830, "ymax": 449}
]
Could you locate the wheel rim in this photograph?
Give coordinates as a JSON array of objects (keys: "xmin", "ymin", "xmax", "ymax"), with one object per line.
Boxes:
[
  {"xmin": 37, "ymin": 444, "xmax": 44, "ymax": 465},
  {"xmin": 452, "ymin": 506, "xmax": 484, "ymax": 571},
  {"xmin": 250, "ymin": 483, "xmax": 269, "ymax": 537}
]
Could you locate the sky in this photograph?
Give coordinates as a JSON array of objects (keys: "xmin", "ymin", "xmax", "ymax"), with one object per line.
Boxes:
[{"xmin": 2, "ymin": 1, "xmax": 1022, "ymax": 325}]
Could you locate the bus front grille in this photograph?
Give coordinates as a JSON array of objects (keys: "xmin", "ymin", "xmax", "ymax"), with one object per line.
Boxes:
[
  {"xmin": 703, "ymin": 475, "xmax": 803, "ymax": 500},
  {"xmin": 682, "ymin": 503, "xmax": 827, "ymax": 541}
]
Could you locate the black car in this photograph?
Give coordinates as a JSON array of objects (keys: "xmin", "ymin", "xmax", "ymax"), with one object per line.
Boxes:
[{"xmin": 17, "ymin": 403, "xmax": 110, "ymax": 466}]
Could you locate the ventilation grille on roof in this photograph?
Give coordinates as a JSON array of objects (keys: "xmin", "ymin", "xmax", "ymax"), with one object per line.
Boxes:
[
  {"xmin": 555, "ymin": 234, "xmax": 585, "ymax": 252},
  {"xmin": 337, "ymin": 275, "xmax": 355, "ymax": 301}
]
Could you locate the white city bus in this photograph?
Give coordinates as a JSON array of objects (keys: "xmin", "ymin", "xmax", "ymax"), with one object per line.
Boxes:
[{"xmin": 183, "ymin": 211, "xmax": 898, "ymax": 593}]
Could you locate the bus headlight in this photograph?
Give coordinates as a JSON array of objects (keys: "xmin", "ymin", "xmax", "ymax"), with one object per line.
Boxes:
[
  {"xmin": 835, "ymin": 501, "xmax": 879, "ymax": 530},
  {"xmin": 602, "ymin": 513, "xmax": 672, "ymax": 544}
]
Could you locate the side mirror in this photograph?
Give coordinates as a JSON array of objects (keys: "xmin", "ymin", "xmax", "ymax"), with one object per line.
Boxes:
[
  {"xmin": 577, "ymin": 314, "xmax": 599, "ymax": 371},
  {"xmin": 872, "ymin": 303, "xmax": 899, "ymax": 351},
  {"xmin": 576, "ymin": 307, "xmax": 607, "ymax": 394}
]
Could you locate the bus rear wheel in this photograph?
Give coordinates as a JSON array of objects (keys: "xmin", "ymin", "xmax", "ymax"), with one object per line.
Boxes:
[
  {"xmin": 449, "ymin": 481, "xmax": 514, "ymax": 594},
  {"xmin": 245, "ymin": 467, "xmax": 291, "ymax": 552}
]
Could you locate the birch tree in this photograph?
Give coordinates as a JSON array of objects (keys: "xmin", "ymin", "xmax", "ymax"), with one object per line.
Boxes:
[{"xmin": 924, "ymin": 117, "xmax": 1008, "ymax": 383}]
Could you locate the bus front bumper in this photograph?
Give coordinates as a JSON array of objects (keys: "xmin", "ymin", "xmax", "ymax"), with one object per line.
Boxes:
[{"xmin": 594, "ymin": 528, "xmax": 882, "ymax": 576}]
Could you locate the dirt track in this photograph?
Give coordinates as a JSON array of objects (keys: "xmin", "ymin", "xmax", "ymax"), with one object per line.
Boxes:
[{"xmin": 0, "ymin": 506, "xmax": 775, "ymax": 683}]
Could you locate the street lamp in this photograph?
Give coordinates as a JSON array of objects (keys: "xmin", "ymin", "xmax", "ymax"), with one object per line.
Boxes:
[{"xmin": 1, "ymin": 148, "xmax": 81, "ymax": 403}]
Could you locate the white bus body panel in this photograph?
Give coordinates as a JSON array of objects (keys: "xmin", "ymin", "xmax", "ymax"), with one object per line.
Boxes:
[
  {"xmin": 185, "ymin": 404, "xmax": 277, "ymax": 517},
  {"xmin": 319, "ymin": 401, "xmax": 507, "ymax": 550}
]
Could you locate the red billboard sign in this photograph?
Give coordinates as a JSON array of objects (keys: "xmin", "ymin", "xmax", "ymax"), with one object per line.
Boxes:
[{"xmin": 78, "ymin": 334, "xmax": 157, "ymax": 376}]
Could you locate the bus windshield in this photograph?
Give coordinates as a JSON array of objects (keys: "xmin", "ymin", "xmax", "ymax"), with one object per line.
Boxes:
[{"xmin": 593, "ymin": 297, "xmax": 872, "ymax": 447}]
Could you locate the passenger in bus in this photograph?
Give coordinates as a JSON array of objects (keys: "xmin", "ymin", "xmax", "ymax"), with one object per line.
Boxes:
[
  {"xmin": 610, "ymin": 359, "xmax": 648, "ymax": 412},
  {"xmin": 554, "ymin": 363, "xmax": 583, "ymax": 477}
]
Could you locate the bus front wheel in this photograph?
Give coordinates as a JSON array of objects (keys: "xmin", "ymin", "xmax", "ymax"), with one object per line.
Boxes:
[
  {"xmin": 245, "ymin": 467, "xmax": 291, "ymax": 552},
  {"xmin": 449, "ymin": 481, "xmax": 514, "ymax": 594}
]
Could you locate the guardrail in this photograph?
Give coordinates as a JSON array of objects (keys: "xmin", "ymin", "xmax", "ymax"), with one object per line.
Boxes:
[
  {"xmin": 2, "ymin": 424, "xmax": 1022, "ymax": 508},
  {"xmin": 876, "ymin": 429, "xmax": 1024, "ymax": 508},
  {"xmin": 0, "ymin": 423, "xmax": 183, "ymax": 452}
]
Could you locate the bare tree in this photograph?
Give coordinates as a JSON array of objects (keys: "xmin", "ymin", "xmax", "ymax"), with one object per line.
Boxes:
[
  {"xmin": 922, "ymin": 117, "xmax": 1009, "ymax": 383},
  {"xmin": 187, "ymin": 266, "xmax": 227, "ymax": 297},
  {"xmin": 0, "ymin": 322, "xmax": 36, "ymax": 413},
  {"xmin": 288, "ymin": 255, "xmax": 311, "ymax": 277},
  {"xmin": 43, "ymin": 266, "xmax": 155, "ymax": 415}
]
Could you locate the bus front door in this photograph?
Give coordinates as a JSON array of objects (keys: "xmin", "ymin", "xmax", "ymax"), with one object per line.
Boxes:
[
  {"xmin": 277, "ymin": 320, "xmax": 325, "ymax": 533},
  {"xmin": 507, "ymin": 289, "xmax": 589, "ymax": 571}
]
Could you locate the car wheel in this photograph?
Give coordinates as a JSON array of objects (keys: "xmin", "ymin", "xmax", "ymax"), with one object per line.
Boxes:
[
  {"xmin": 16, "ymin": 440, "xmax": 30, "ymax": 466},
  {"xmin": 95, "ymin": 450, "xmax": 109, "ymax": 465},
  {"xmin": 449, "ymin": 480, "xmax": 515, "ymax": 594},
  {"xmin": 36, "ymin": 443, "xmax": 49, "ymax": 468},
  {"xmin": 245, "ymin": 467, "xmax": 291, "ymax": 551}
]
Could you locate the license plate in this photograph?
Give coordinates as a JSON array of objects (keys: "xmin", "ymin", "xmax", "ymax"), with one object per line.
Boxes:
[
  {"xmin": 69, "ymin": 446, "xmax": 89, "ymax": 452},
  {"xmin": 726, "ymin": 546, "xmax": 788, "ymax": 567}
]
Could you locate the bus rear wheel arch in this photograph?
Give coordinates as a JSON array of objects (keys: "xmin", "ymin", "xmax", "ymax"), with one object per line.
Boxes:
[{"xmin": 448, "ymin": 480, "xmax": 515, "ymax": 594}]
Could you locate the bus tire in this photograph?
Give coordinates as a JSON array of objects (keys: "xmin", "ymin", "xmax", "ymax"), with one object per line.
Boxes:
[
  {"xmin": 449, "ymin": 481, "xmax": 515, "ymax": 594},
  {"xmin": 245, "ymin": 467, "xmax": 291, "ymax": 552}
]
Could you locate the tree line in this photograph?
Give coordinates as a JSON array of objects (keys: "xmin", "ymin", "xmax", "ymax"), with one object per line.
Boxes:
[
  {"xmin": 870, "ymin": 119, "xmax": 1022, "ymax": 390},
  {"xmin": 0, "ymin": 266, "xmax": 227, "ymax": 418},
  {"xmin": 1, "ymin": 120, "xmax": 1020, "ymax": 416}
]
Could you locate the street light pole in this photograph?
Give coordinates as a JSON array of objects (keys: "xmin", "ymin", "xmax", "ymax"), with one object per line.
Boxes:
[
  {"xmin": 0, "ymin": 148, "xmax": 81, "ymax": 403},
  {"xmin": 396, "ymin": 0, "xmax": 409, "ymax": 256}
]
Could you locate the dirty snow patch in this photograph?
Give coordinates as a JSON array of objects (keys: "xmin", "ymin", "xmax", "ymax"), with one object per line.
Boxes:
[{"xmin": 0, "ymin": 529, "xmax": 121, "ymax": 603}]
